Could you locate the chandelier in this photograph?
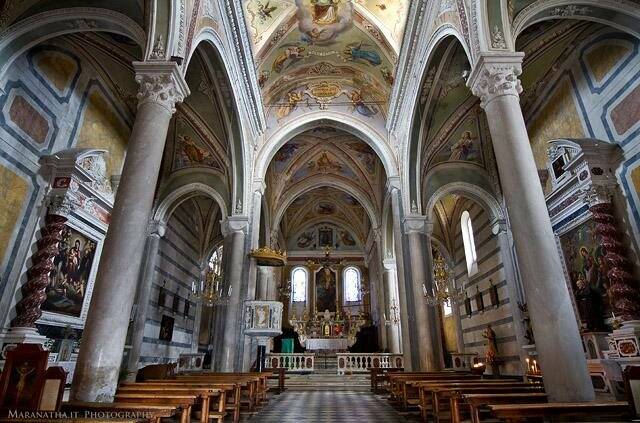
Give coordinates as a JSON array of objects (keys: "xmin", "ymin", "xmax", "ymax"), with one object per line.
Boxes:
[
  {"xmin": 424, "ymin": 253, "xmax": 465, "ymax": 307},
  {"xmin": 192, "ymin": 255, "xmax": 230, "ymax": 306}
]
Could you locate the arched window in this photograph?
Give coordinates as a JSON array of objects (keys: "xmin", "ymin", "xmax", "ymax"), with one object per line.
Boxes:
[
  {"xmin": 291, "ymin": 267, "xmax": 308, "ymax": 303},
  {"xmin": 343, "ymin": 266, "xmax": 361, "ymax": 303},
  {"xmin": 461, "ymin": 211, "xmax": 478, "ymax": 276}
]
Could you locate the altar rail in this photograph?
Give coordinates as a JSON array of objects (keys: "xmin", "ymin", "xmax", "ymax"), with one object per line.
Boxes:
[
  {"xmin": 266, "ymin": 353, "xmax": 315, "ymax": 373},
  {"xmin": 336, "ymin": 353, "xmax": 404, "ymax": 375}
]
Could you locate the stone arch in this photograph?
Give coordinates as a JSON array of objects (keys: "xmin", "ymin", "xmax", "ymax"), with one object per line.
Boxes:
[
  {"xmin": 256, "ymin": 111, "xmax": 398, "ymax": 181},
  {"xmin": 0, "ymin": 7, "xmax": 146, "ymax": 77},
  {"xmin": 185, "ymin": 32, "xmax": 248, "ymax": 214},
  {"xmin": 271, "ymin": 177, "xmax": 380, "ymax": 233},
  {"xmin": 405, "ymin": 32, "xmax": 473, "ymax": 212},
  {"xmin": 425, "ymin": 182, "xmax": 505, "ymax": 227},
  {"xmin": 513, "ymin": 0, "xmax": 640, "ymax": 40},
  {"xmin": 153, "ymin": 182, "xmax": 228, "ymax": 226}
]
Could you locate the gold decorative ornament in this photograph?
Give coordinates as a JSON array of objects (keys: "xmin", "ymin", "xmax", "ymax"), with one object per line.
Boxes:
[{"xmin": 250, "ymin": 246, "xmax": 287, "ymax": 267}]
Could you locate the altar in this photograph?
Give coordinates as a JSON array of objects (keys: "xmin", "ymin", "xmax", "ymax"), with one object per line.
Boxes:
[{"xmin": 304, "ymin": 338, "xmax": 350, "ymax": 351}]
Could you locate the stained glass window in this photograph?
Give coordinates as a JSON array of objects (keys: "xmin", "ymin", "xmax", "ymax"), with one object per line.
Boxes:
[
  {"xmin": 344, "ymin": 266, "xmax": 361, "ymax": 302},
  {"xmin": 291, "ymin": 267, "xmax": 307, "ymax": 303}
]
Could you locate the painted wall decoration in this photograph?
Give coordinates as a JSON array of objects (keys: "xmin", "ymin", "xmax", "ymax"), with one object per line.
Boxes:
[
  {"xmin": 297, "ymin": 230, "xmax": 316, "ymax": 248},
  {"xmin": 43, "ymin": 225, "xmax": 97, "ymax": 318},
  {"xmin": 316, "ymin": 266, "xmax": 337, "ymax": 313},
  {"xmin": 0, "ymin": 165, "xmax": 29, "ymax": 268},
  {"xmin": 171, "ymin": 119, "xmax": 224, "ymax": 172},
  {"xmin": 559, "ymin": 219, "xmax": 610, "ymax": 329}
]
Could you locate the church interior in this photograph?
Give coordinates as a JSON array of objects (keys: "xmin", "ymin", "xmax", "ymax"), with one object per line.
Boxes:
[{"xmin": 1, "ymin": 0, "xmax": 640, "ymax": 422}]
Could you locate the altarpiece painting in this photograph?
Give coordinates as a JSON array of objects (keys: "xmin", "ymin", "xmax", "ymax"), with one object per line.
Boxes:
[
  {"xmin": 43, "ymin": 225, "xmax": 97, "ymax": 318},
  {"xmin": 315, "ymin": 266, "xmax": 337, "ymax": 313}
]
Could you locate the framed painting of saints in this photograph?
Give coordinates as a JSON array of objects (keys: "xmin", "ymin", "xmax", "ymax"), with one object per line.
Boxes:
[{"xmin": 42, "ymin": 224, "xmax": 98, "ymax": 319}]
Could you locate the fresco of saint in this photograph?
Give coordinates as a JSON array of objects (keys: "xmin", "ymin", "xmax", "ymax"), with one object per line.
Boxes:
[{"xmin": 311, "ymin": 0, "xmax": 340, "ymax": 25}]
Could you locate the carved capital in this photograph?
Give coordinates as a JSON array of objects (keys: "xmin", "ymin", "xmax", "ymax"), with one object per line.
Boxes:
[
  {"xmin": 382, "ymin": 258, "xmax": 397, "ymax": 271},
  {"xmin": 386, "ymin": 176, "xmax": 401, "ymax": 194},
  {"xmin": 467, "ymin": 53, "xmax": 524, "ymax": 108},
  {"xmin": 403, "ymin": 214, "xmax": 428, "ymax": 235},
  {"xmin": 47, "ymin": 195, "xmax": 75, "ymax": 218},
  {"xmin": 133, "ymin": 62, "xmax": 190, "ymax": 114},
  {"xmin": 222, "ymin": 215, "xmax": 249, "ymax": 237},
  {"xmin": 148, "ymin": 220, "xmax": 167, "ymax": 238},
  {"xmin": 581, "ymin": 185, "xmax": 611, "ymax": 207},
  {"xmin": 490, "ymin": 218, "xmax": 508, "ymax": 235}
]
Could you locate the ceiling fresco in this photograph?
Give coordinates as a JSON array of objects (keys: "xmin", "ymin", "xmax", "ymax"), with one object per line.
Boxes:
[
  {"xmin": 243, "ymin": 0, "xmax": 409, "ymax": 123},
  {"xmin": 266, "ymin": 127, "xmax": 386, "ymax": 249}
]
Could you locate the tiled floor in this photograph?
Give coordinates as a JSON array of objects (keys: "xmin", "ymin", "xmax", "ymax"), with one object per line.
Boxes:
[{"xmin": 249, "ymin": 390, "xmax": 416, "ymax": 422}]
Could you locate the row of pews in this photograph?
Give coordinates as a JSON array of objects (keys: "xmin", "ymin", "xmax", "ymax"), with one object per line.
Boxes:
[
  {"xmin": 370, "ymin": 369, "xmax": 630, "ymax": 422},
  {"xmin": 61, "ymin": 369, "xmax": 285, "ymax": 423}
]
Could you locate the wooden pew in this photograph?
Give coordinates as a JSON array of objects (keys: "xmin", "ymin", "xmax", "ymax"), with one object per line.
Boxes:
[
  {"xmin": 126, "ymin": 380, "xmax": 240, "ymax": 423},
  {"xmin": 414, "ymin": 380, "xmax": 539, "ymax": 422},
  {"xmin": 387, "ymin": 373, "xmax": 479, "ymax": 410},
  {"xmin": 267, "ymin": 368, "xmax": 287, "ymax": 394},
  {"xmin": 461, "ymin": 393, "xmax": 547, "ymax": 423},
  {"xmin": 369, "ymin": 367, "xmax": 404, "ymax": 394},
  {"xmin": 116, "ymin": 384, "xmax": 226, "ymax": 423},
  {"xmin": 174, "ymin": 373, "xmax": 266, "ymax": 412},
  {"xmin": 112, "ymin": 394, "xmax": 196, "ymax": 423},
  {"xmin": 62, "ymin": 401, "xmax": 177, "ymax": 423},
  {"xmin": 488, "ymin": 401, "xmax": 629, "ymax": 422}
]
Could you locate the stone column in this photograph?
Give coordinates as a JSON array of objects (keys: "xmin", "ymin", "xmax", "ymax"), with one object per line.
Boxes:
[
  {"xmin": 220, "ymin": 216, "xmax": 249, "ymax": 372},
  {"xmin": 126, "ymin": 221, "xmax": 166, "ymax": 377},
  {"xmin": 404, "ymin": 215, "xmax": 442, "ymax": 371},
  {"xmin": 468, "ymin": 53, "xmax": 593, "ymax": 401},
  {"xmin": 382, "ymin": 259, "xmax": 401, "ymax": 354},
  {"xmin": 388, "ymin": 179, "xmax": 413, "ymax": 369},
  {"xmin": 71, "ymin": 62, "xmax": 189, "ymax": 402}
]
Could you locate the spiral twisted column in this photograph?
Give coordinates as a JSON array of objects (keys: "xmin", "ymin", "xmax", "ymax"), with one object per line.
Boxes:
[
  {"xmin": 588, "ymin": 193, "xmax": 640, "ymax": 322},
  {"xmin": 11, "ymin": 199, "xmax": 70, "ymax": 328}
]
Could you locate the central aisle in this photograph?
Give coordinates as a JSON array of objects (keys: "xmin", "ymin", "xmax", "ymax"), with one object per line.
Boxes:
[{"xmin": 249, "ymin": 390, "xmax": 415, "ymax": 422}]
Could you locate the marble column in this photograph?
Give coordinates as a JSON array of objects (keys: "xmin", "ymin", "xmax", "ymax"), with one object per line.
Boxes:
[
  {"xmin": 468, "ymin": 54, "xmax": 593, "ymax": 401},
  {"xmin": 220, "ymin": 216, "xmax": 249, "ymax": 372},
  {"xmin": 388, "ymin": 180, "xmax": 413, "ymax": 369},
  {"xmin": 382, "ymin": 259, "xmax": 401, "ymax": 354},
  {"xmin": 126, "ymin": 221, "xmax": 166, "ymax": 378},
  {"xmin": 71, "ymin": 62, "xmax": 189, "ymax": 402},
  {"xmin": 404, "ymin": 215, "xmax": 442, "ymax": 371}
]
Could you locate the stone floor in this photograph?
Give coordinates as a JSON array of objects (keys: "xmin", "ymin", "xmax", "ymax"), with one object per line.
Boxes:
[{"xmin": 248, "ymin": 390, "xmax": 417, "ymax": 422}]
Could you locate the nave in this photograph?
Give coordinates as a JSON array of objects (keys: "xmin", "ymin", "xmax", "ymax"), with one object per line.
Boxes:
[{"xmin": 2, "ymin": 0, "xmax": 640, "ymax": 421}]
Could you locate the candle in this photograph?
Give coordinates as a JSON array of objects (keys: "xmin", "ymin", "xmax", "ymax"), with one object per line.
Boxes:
[
  {"xmin": 533, "ymin": 360, "xmax": 538, "ymax": 374},
  {"xmin": 525, "ymin": 358, "xmax": 530, "ymax": 373}
]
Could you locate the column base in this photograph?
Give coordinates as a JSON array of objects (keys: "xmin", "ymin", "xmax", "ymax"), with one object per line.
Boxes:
[{"xmin": 0, "ymin": 326, "xmax": 49, "ymax": 367}]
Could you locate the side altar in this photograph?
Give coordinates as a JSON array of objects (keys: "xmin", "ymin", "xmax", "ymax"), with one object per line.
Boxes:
[{"xmin": 290, "ymin": 308, "xmax": 367, "ymax": 351}]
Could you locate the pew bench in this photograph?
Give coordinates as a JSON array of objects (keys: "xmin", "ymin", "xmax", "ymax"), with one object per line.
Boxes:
[
  {"xmin": 416, "ymin": 380, "xmax": 542, "ymax": 422},
  {"xmin": 116, "ymin": 385, "xmax": 226, "ymax": 423},
  {"xmin": 369, "ymin": 367, "xmax": 404, "ymax": 394},
  {"xmin": 488, "ymin": 401, "xmax": 629, "ymax": 422},
  {"xmin": 62, "ymin": 401, "xmax": 177, "ymax": 423},
  {"xmin": 462, "ymin": 393, "xmax": 548, "ymax": 423},
  {"xmin": 266, "ymin": 368, "xmax": 287, "ymax": 394},
  {"xmin": 392, "ymin": 375, "xmax": 480, "ymax": 410},
  {"xmin": 131, "ymin": 380, "xmax": 240, "ymax": 423},
  {"xmin": 112, "ymin": 394, "xmax": 195, "ymax": 423}
]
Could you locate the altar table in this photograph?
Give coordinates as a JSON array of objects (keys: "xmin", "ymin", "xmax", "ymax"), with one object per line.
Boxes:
[{"xmin": 304, "ymin": 338, "xmax": 349, "ymax": 351}]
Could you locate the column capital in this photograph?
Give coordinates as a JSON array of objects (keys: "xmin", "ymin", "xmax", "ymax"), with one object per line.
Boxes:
[
  {"xmin": 382, "ymin": 258, "xmax": 396, "ymax": 271},
  {"xmin": 490, "ymin": 218, "xmax": 508, "ymax": 236},
  {"xmin": 402, "ymin": 214, "xmax": 429, "ymax": 235},
  {"xmin": 386, "ymin": 176, "xmax": 401, "ymax": 193},
  {"xmin": 253, "ymin": 178, "xmax": 266, "ymax": 196},
  {"xmin": 133, "ymin": 61, "xmax": 190, "ymax": 114},
  {"xmin": 581, "ymin": 185, "xmax": 612, "ymax": 207},
  {"xmin": 222, "ymin": 215, "xmax": 249, "ymax": 237},
  {"xmin": 148, "ymin": 220, "xmax": 166, "ymax": 238},
  {"xmin": 467, "ymin": 53, "xmax": 524, "ymax": 108}
]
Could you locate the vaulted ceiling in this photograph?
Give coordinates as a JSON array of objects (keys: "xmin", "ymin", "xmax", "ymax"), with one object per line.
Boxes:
[
  {"xmin": 265, "ymin": 126, "xmax": 386, "ymax": 251},
  {"xmin": 243, "ymin": 0, "xmax": 409, "ymax": 122}
]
